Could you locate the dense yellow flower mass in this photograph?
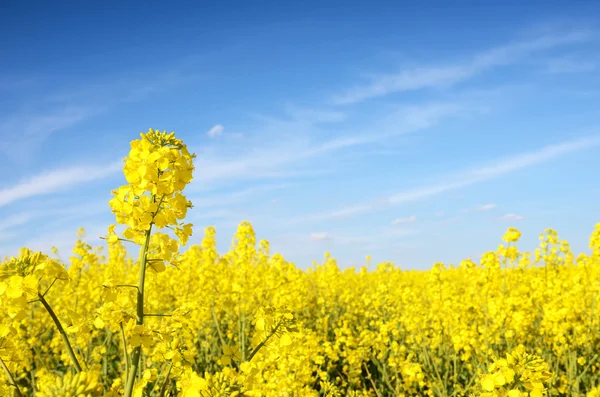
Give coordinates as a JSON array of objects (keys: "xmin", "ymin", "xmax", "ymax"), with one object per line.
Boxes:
[{"xmin": 1, "ymin": 129, "xmax": 600, "ymax": 396}]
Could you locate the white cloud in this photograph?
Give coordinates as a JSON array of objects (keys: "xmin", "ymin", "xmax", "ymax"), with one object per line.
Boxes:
[
  {"xmin": 1, "ymin": 69, "xmax": 193, "ymax": 162},
  {"xmin": 392, "ymin": 215, "xmax": 417, "ymax": 225},
  {"xmin": 435, "ymin": 211, "xmax": 445, "ymax": 217},
  {"xmin": 544, "ymin": 56, "xmax": 597, "ymax": 74},
  {"xmin": 0, "ymin": 106, "xmax": 99, "ymax": 161},
  {"xmin": 206, "ymin": 124, "xmax": 224, "ymax": 137},
  {"xmin": 309, "ymin": 232, "xmax": 333, "ymax": 241},
  {"xmin": 500, "ymin": 213, "xmax": 524, "ymax": 221},
  {"xmin": 188, "ymin": 183, "xmax": 290, "ymax": 209},
  {"xmin": 189, "ymin": 103, "xmax": 463, "ymax": 190},
  {"xmin": 1, "ymin": 224, "xmax": 106, "ymax": 259},
  {"xmin": 0, "ymin": 213, "xmax": 36, "ymax": 233},
  {"xmin": 467, "ymin": 135, "xmax": 600, "ymax": 179},
  {"xmin": 192, "ymin": 209, "xmax": 236, "ymax": 221},
  {"xmin": 283, "ymin": 104, "xmax": 347, "ymax": 123},
  {"xmin": 301, "ymin": 135, "xmax": 600, "ymax": 222},
  {"xmin": 0, "ymin": 160, "xmax": 122, "ymax": 209},
  {"xmin": 332, "ymin": 29, "xmax": 592, "ymax": 104},
  {"xmin": 463, "ymin": 203, "xmax": 497, "ymax": 213}
]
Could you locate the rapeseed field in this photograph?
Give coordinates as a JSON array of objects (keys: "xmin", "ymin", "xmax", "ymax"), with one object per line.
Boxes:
[{"xmin": 1, "ymin": 129, "xmax": 599, "ymax": 396}]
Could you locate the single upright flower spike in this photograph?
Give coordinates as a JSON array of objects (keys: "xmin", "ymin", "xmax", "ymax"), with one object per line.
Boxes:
[{"xmin": 110, "ymin": 129, "xmax": 196, "ymax": 397}]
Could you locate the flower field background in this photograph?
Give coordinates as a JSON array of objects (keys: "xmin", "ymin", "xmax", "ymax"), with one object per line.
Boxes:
[{"xmin": 1, "ymin": 130, "xmax": 600, "ymax": 397}]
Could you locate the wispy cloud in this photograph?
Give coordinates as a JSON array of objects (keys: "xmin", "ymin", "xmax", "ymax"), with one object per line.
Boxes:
[
  {"xmin": 463, "ymin": 203, "xmax": 497, "ymax": 213},
  {"xmin": 500, "ymin": 213, "xmax": 524, "ymax": 221},
  {"xmin": 206, "ymin": 124, "xmax": 224, "ymax": 137},
  {"xmin": 282, "ymin": 104, "xmax": 347, "ymax": 124},
  {"xmin": 467, "ymin": 135, "xmax": 599, "ymax": 179},
  {"xmin": 392, "ymin": 215, "xmax": 417, "ymax": 225},
  {"xmin": 0, "ymin": 161, "xmax": 121, "ymax": 209},
  {"xmin": 193, "ymin": 208, "xmax": 238, "ymax": 220},
  {"xmin": 189, "ymin": 102, "xmax": 463, "ymax": 190},
  {"xmin": 2, "ymin": 224, "xmax": 107, "ymax": 259},
  {"xmin": 301, "ymin": 135, "xmax": 600, "ymax": 222},
  {"xmin": 309, "ymin": 232, "xmax": 334, "ymax": 241},
  {"xmin": 332, "ymin": 29, "xmax": 592, "ymax": 104},
  {"xmin": 543, "ymin": 56, "xmax": 597, "ymax": 74},
  {"xmin": 187, "ymin": 183, "xmax": 291, "ymax": 215},
  {"xmin": 0, "ymin": 106, "xmax": 99, "ymax": 160},
  {"xmin": 0, "ymin": 213, "xmax": 36, "ymax": 235},
  {"xmin": 1, "ymin": 68, "xmax": 199, "ymax": 162},
  {"xmin": 0, "ymin": 198, "xmax": 110, "ymax": 248},
  {"xmin": 305, "ymin": 227, "xmax": 418, "ymax": 253}
]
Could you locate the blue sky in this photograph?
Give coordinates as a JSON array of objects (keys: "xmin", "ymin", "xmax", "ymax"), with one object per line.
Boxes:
[{"xmin": 1, "ymin": 1, "xmax": 600, "ymax": 269}]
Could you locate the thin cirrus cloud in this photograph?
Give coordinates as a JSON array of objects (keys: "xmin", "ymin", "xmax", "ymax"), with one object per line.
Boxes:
[
  {"xmin": 0, "ymin": 106, "xmax": 99, "ymax": 161},
  {"xmin": 0, "ymin": 68, "xmax": 199, "ymax": 163},
  {"xmin": 0, "ymin": 213, "xmax": 36, "ymax": 235},
  {"xmin": 300, "ymin": 134, "xmax": 600, "ymax": 222},
  {"xmin": 543, "ymin": 56, "xmax": 597, "ymax": 74},
  {"xmin": 0, "ymin": 200, "xmax": 118, "ymax": 255},
  {"xmin": 282, "ymin": 104, "xmax": 347, "ymax": 124},
  {"xmin": 189, "ymin": 102, "xmax": 464, "ymax": 189},
  {"xmin": 463, "ymin": 203, "xmax": 497, "ymax": 213},
  {"xmin": 392, "ymin": 215, "xmax": 417, "ymax": 225},
  {"xmin": 9, "ymin": 223, "xmax": 108, "ymax": 258},
  {"xmin": 500, "ymin": 213, "xmax": 525, "ymax": 221},
  {"xmin": 331, "ymin": 29, "xmax": 593, "ymax": 105},
  {"xmin": 0, "ymin": 160, "xmax": 122, "ymax": 209},
  {"xmin": 206, "ymin": 124, "xmax": 224, "ymax": 137},
  {"xmin": 309, "ymin": 232, "xmax": 334, "ymax": 241}
]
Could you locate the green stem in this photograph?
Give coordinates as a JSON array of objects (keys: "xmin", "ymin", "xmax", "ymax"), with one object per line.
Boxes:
[
  {"xmin": 115, "ymin": 284, "xmax": 139, "ymax": 290},
  {"xmin": 239, "ymin": 304, "xmax": 246, "ymax": 362},
  {"xmin": 211, "ymin": 306, "xmax": 227, "ymax": 349},
  {"xmin": 363, "ymin": 362, "xmax": 384, "ymax": 397},
  {"xmin": 42, "ymin": 277, "xmax": 58, "ymax": 297},
  {"xmin": 37, "ymin": 293, "xmax": 82, "ymax": 373},
  {"xmin": 157, "ymin": 361, "xmax": 173, "ymax": 397},
  {"xmin": 247, "ymin": 321, "xmax": 282, "ymax": 362},
  {"xmin": 371, "ymin": 358, "xmax": 397, "ymax": 395},
  {"xmin": 120, "ymin": 322, "xmax": 130, "ymax": 381},
  {"xmin": 0, "ymin": 356, "xmax": 23, "ymax": 397},
  {"xmin": 100, "ymin": 236, "xmax": 137, "ymax": 244},
  {"xmin": 123, "ymin": 226, "xmax": 153, "ymax": 397}
]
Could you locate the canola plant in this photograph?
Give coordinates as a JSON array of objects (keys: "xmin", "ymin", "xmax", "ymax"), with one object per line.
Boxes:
[{"xmin": 1, "ymin": 129, "xmax": 599, "ymax": 397}]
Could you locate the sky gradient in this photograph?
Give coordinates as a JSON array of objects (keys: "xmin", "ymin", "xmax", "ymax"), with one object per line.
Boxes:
[{"xmin": 1, "ymin": 1, "xmax": 600, "ymax": 269}]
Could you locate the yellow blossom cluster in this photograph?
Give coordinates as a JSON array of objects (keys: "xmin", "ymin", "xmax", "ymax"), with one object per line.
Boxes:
[
  {"xmin": 108, "ymin": 128, "xmax": 194, "ymax": 247},
  {"xmin": 477, "ymin": 345, "xmax": 553, "ymax": 397},
  {"xmin": 1, "ymin": 129, "xmax": 600, "ymax": 396}
]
